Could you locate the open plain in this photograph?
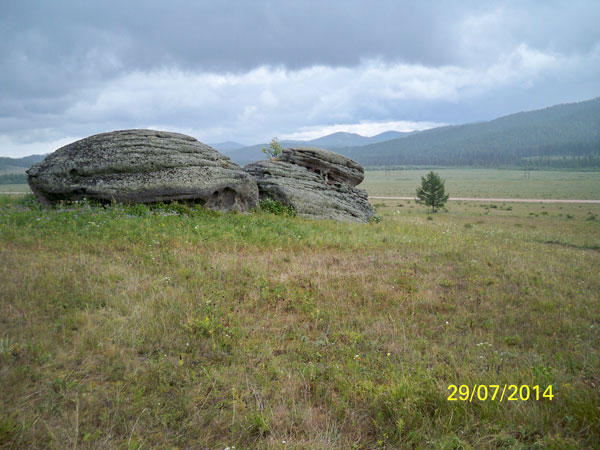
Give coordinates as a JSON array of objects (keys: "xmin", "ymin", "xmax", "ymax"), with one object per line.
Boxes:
[{"xmin": 1, "ymin": 169, "xmax": 599, "ymax": 448}]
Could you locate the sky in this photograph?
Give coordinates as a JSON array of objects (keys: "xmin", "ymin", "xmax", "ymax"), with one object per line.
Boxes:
[{"xmin": 1, "ymin": 0, "xmax": 599, "ymax": 157}]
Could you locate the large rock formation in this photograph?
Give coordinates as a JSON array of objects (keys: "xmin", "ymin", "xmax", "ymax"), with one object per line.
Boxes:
[
  {"xmin": 27, "ymin": 129, "xmax": 258, "ymax": 211},
  {"xmin": 279, "ymin": 146, "xmax": 364, "ymax": 187},
  {"xmin": 245, "ymin": 147, "xmax": 375, "ymax": 222}
]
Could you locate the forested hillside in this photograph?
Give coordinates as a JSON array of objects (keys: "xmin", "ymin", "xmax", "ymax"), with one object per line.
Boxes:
[
  {"xmin": 338, "ymin": 97, "xmax": 600, "ymax": 168},
  {"xmin": 0, "ymin": 155, "xmax": 46, "ymax": 174}
]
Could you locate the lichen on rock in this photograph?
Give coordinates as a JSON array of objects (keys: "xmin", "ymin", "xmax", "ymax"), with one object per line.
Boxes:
[
  {"xmin": 27, "ymin": 129, "xmax": 258, "ymax": 211},
  {"xmin": 245, "ymin": 147, "xmax": 375, "ymax": 222}
]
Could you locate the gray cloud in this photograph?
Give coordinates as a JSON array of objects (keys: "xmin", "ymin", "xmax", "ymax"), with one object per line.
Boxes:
[
  {"xmin": 1, "ymin": 0, "xmax": 599, "ymax": 156},
  {"xmin": 5, "ymin": 1, "xmax": 598, "ymax": 71}
]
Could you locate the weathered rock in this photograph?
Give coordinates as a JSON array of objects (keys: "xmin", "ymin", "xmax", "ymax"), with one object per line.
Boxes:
[
  {"xmin": 279, "ymin": 146, "xmax": 364, "ymax": 187},
  {"xmin": 27, "ymin": 129, "xmax": 258, "ymax": 211},
  {"xmin": 245, "ymin": 155, "xmax": 375, "ymax": 223}
]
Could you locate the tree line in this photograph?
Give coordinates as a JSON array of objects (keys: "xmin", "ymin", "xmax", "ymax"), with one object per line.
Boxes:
[{"xmin": 0, "ymin": 173, "xmax": 27, "ymax": 185}]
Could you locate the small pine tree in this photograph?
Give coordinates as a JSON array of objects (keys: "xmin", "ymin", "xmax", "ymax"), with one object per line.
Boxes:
[
  {"xmin": 415, "ymin": 171, "xmax": 449, "ymax": 213},
  {"xmin": 262, "ymin": 137, "xmax": 284, "ymax": 159}
]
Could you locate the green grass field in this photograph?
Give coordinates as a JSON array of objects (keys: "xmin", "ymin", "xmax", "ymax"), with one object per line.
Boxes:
[
  {"xmin": 0, "ymin": 184, "xmax": 30, "ymax": 193},
  {"xmin": 1, "ymin": 194, "xmax": 599, "ymax": 449},
  {"xmin": 2, "ymin": 169, "xmax": 600, "ymax": 200},
  {"xmin": 363, "ymin": 169, "xmax": 600, "ymax": 199}
]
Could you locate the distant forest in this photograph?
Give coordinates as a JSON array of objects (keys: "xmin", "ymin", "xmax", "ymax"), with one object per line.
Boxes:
[
  {"xmin": 0, "ymin": 173, "xmax": 27, "ymax": 184},
  {"xmin": 0, "ymin": 155, "xmax": 45, "ymax": 183},
  {"xmin": 338, "ymin": 97, "xmax": 600, "ymax": 168}
]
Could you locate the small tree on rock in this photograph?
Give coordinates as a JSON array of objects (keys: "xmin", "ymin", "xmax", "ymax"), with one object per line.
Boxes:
[
  {"xmin": 416, "ymin": 171, "xmax": 449, "ymax": 213},
  {"xmin": 262, "ymin": 137, "xmax": 284, "ymax": 159}
]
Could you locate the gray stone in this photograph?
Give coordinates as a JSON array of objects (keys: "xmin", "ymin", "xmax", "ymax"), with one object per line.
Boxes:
[
  {"xmin": 244, "ymin": 156, "xmax": 375, "ymax": 223},
  {"xmin": 279, "ymin": 146, "xmax": 364, "ymax": 187},
  {"xmin": 27, "ymin": 129, "xmax": 258, "ymax": 211}
]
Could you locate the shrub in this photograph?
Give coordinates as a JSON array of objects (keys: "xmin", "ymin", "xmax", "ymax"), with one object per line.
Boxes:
[
  {"xmin": 262, "ymin": 137, "xmax": 284, "ymax": 159},
  {"xmin": 125, "ymin": 203, "xmax": 150, "ymax": 217},
  {"xmin": 258, "ymin": 198, "xmax": 296, "ymax": 216},
  {"xmin": 369, "ymin": 214, "xmax": 382, "ymax": 224}
]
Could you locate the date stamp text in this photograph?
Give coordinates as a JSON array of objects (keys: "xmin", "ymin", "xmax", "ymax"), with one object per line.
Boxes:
[{"xmin": 447, "ymin": 384, "xmax": 554, "ymax": 402}]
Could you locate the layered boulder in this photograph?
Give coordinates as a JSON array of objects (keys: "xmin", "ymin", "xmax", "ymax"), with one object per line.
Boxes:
[
  {"xmin": 27, "ymin": 129, "xmax": 258, "ymax": 211},
  {"xmin": 279, "ymin": 146, "xmax": 364, "ymax": 187},
  {"xmin": 245, "ymin": 147, "xmax": 375, "ymax": 222}
]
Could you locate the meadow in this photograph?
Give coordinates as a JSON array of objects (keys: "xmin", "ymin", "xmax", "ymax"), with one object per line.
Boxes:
[
  {"xmin": 0, "ymin": 181, "xmax": 599, "ymax": 448},
  {"xmin": 0, "ymin": 185, "xmax": 30, "ymax": 193},
  {"xmin": 4, "ymin": 168, "xmax": 600, "ymax": 200},
  {"xmin": 362, "ymin": 169, "xmax": 600, "ymax": 199}
]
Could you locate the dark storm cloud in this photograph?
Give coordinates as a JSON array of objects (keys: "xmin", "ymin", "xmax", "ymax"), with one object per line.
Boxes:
[
  {"xmin": 2, "ymin": 0, "xmax": 587, "ymax": 98},
  {"xmin": 2, "ymin": 0, "xmax": 458, "ymax": 77},
  {"xmin": 1, "ymin": 0, "xmax": 599, "ymax": 156},
  {"xmin": 5, "ymin": 1, "xmax": 599, "ymax": 73}
]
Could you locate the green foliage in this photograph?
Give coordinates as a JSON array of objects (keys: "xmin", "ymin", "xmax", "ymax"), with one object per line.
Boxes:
[
  {"xmin": 416, "ymin": 171, "xmax": 449, "ymax": 212},
  {"xmin": 261, "ymin": 137, "xmax": 284, "ymax": 159},
  {"xmin": 0, "ymin": 337, "xmax": 16, "ymax": 361},
  {"xmin": 245, "ymin": 412, "xmax": 271, "ymax": 437},
  {"xmin": 258, "ymin": 198, "xmax": 296, "ymax": 216},
  {"xmin": 369, "ymin": 214, "xmax": 382, "ymax": 223},
  {"xmin": 0, "ymin": 173, "xmax": 27, "ymax": 185},
  {"xmin": 124, "ymin": 202, "xmax": 150, "ymax": 217}
]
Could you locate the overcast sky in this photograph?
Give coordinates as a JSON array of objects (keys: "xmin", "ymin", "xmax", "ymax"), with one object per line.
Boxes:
[{"xmin": 1, "ymin": 0, "xmax": 599, "ymax": 157}]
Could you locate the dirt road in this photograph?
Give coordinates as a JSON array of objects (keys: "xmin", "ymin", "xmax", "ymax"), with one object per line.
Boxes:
[{"xmin": 369, "ymin": 196, "xmax": 600, "ymax": 204}]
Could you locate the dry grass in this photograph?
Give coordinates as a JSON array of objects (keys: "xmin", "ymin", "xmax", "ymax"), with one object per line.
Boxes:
[{"xmin": 1, "ymin": 195, "xmax": 599, "ymax": 449}]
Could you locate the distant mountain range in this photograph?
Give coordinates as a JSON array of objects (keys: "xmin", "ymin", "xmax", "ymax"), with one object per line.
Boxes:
[
  {"xmin": 301, "ymin": 130, "xmax": 413, "ymax": 147},
  {"xmin": 222, "ymin": 130, "xmax": 413, "ymax": 165},
  {"xmin": 2, "ymin": 98, "xmax": 599, "ymax": 172},
  {"xmin": 221, "ymin": 98, "xmax": 600, "ymax": 168},
  {"xmin": 0, "ymin": 154, "xmax": 46, "ymax": 175},
  {"xmin": 336, "ymin": 97, "xmax": 600, "ymax": 168},
  {"xmin": 0, "ymin": 154, "xmax": 46, "ymax": 184},
  {"xmin": 208, "ymin": 141, "xmax": 246, "ymax": 152}
]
